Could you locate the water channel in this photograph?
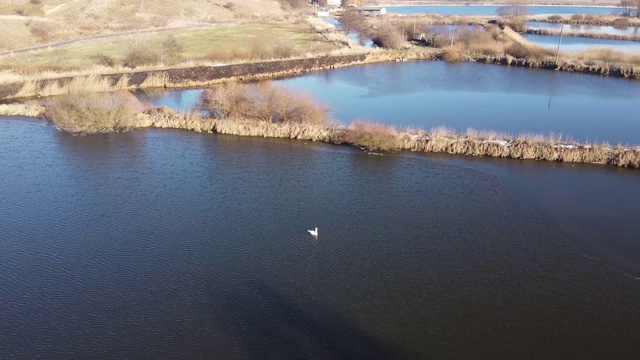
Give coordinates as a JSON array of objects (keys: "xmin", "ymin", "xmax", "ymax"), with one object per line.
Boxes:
[
  {"xmin": 387, "ymin": 5, "xmax": 620, "ymax": 16},
  {"xmin": 524, "ymin": 33, "xmax": 640, "ymax": 53},
  {"xmin": 527, "ymin": 22, "xmax": 640, "ymax": 37},
  {"xmin": 2, "ymin": 61, "xmax": 640, "ymax": 358}
]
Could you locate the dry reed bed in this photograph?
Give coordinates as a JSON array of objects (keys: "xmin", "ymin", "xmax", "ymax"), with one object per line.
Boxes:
[
  {"xmin": 526, "ymin": 29, "xmax": 640, "ymax": 42},
  {"xmin": 138, "ymin": 107, "xmax": 640, "ymax": 169},
  {"xmin": 3, "ymin": 100, "xmax": 636, "ymax": 169},
  {"xmin": 469, "ymin": 54, "xmax": 640, "ymax": 79},
  {"xmin": 527, "ymin": 17, "xmax": 640, "ymax": 27}
]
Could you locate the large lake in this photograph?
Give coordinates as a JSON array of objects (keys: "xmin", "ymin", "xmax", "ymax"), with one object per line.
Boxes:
[
  {"xmin": 1, "ymin": 116, "xmax": 640, "ymax": 358},
  {"xmin": 388, "ymin": 5, "xmax": 620, "ymax": 16},
  {"xmin": 142, "ymin": 62, "xmax": 640, "ymax": 145}
]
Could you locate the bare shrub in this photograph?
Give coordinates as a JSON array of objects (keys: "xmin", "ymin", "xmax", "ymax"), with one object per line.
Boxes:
[
  {"xmin": 223, "ymin": 2, "xmax": 235, "ymax": 11},
  {"xmin": 505, "ymin": 43, "xmax": 552, "ymax": 59},
  {"xmin": 205, "ymin": 47, "xmax": 251, "ymax": 62},
  {"xmin": 124, "ymin": 44, "xmax": 160, "ymax": 68},
  {"xmin": 442, "ymin": 45, "xmax": 465, "ymax": 61},
  {"xmin": 571, "ymin": 14, "xmax": 585, "ymax": 21},
  {"xmin": 160, "ymin": 35, "xmax": 183, "ymax": 65},
  {"xmin": 344, "ymin": 120, "xmax": 400, "ymax": 151},
  {"xmin": 497, "ymin": 4, "xmax": 529, "ymax": 20},
  {"xmin": 199, "ymin": 82, "xmax": 331, "ymax": 125},
  {"xmin": 339, "ymin": 9, "xmax": 368, "ymax": 35},
  {"xmin": 372, "ymin": 23, "xmax": 409, "ymax": 49},
  {"xmin": 273, "ymin": 39, "xmax": 296, "ymax": 58},
  {"xmin": 45, "ymin": 92, "xmax": 142, "ymax": 135},
  {"xmin": 249, "ymin": 36, "xmax": 274, "ymax": 59},
  {"xmin": 508, "ymin": 20, "xmax": 527, "ymax": 33},
  {"xmin": 280, "ymin": 0, "xmax": 307, "ymax": 9},
  {"xmin": 612, "ymin": 18, "xmax": 631, "ymax": 29},
  {"xmin": 29, "ymin": 21, "xmax": 56, "ymax": 43},
  {"xmin": 548, "ymin": 15, "xmax": 563, "ymax": 21}
]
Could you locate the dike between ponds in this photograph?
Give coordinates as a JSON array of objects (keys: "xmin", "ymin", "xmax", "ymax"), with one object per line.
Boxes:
[{"xmin": 1, "ymin": 48, "xmax": 639, "ymax": 101}]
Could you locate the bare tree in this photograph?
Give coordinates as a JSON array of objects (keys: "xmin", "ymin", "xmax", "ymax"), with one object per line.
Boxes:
[
  {"xmin": 616, "ymin": 0, "xmax": 640, "ymax": 17},
  {"xmin": 496, "ymin": 1, "xmax": 529, "ymax": 20},
  {"xmin": 339, "ymin": 8, "xmax": 367, "ymax": 35}
]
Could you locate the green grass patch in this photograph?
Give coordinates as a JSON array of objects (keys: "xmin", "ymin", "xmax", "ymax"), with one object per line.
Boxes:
[{"xmin": 0, "ymin": 23, "xmax": 325, "ymax": 73}]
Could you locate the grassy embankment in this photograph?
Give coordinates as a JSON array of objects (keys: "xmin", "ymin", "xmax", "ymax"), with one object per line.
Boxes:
[
  {"xmin": 0, "ymin": 0, "xmax": 366, "ymax": 90},
  {"xmin": 31, "ymin": 80, "xmax": 639, "ymax": 169}
]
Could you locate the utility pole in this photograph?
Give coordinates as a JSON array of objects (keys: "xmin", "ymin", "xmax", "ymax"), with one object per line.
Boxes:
[
  {"xmin": 555, "ymin": 25, "xmax": 564, "ymax": 63},
  {"xmin": 450, "ymin": 25, "xmax": 456, "ymax": 49},
  {"xmin": 413, "ymin": 18, "xmax": 416, "ymax": 38}
]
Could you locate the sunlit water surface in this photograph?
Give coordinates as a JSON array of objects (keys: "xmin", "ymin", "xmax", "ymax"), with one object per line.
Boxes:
[{"xmin": 140, "ymin": 62, "xmax": 640, "ymax": 145}]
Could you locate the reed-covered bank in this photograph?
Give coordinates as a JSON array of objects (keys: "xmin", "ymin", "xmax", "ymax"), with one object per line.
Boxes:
[
  {"xmin": 5, "ymin": 99, "xmax": 638, "ymax": 169},
  {"xmin": 139, "ymin": 107, "xmax": 640, "ymax": 169},
  {"xmin": 465, "ymin": 54, "xmax": 640, "ymax": 79}
]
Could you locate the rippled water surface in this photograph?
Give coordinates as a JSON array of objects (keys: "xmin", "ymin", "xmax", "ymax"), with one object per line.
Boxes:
[{"xmin": 1, "ymin": 117, "xmax": 640, "ymax": 359}]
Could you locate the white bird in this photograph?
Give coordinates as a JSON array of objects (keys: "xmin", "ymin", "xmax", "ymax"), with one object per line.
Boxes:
[{"xmin": 307, "ymin": 227, "xmax": 318, "ymax": 237}]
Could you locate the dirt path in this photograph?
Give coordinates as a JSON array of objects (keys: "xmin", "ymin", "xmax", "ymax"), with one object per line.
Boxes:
[{"xmin": 0, "ymin": 24, "xmax": 212, "ymax": 58}]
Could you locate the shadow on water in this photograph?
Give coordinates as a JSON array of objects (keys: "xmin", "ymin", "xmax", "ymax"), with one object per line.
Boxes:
[{"xmin": 207, "ymin": 276, "xmax": 408, "ymax": 359}]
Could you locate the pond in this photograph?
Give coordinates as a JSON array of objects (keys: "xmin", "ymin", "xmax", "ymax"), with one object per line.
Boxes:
[
  {"xmin": 1, "ymin": 117, "xmax": 639, "ymax": 358},
  {"xmin": 139, "ymin": 62, "xmax": 640, "ymax": 145}
]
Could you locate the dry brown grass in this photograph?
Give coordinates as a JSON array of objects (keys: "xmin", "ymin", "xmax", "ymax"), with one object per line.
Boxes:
[
  {"xmin": 45, "ymin": 91, "xmax": 142, "ymax": 134},
  {"xmin": 137, "ymin": 107, "xmax": 640, "ymax": 169},
  {"xmin": 199, "ymin": 82, "xmax": 331, "ymax": 125},
  {"xmin": 14, "ymin": 74, "xmax": 129, "ymax": 98},
  {"xmin": 344, "ymin": 120, "xmax": 401, "ymax": 151},
  {"xmin": 0, "ymin": 102, "xmax": 45, "ymax": 117}
]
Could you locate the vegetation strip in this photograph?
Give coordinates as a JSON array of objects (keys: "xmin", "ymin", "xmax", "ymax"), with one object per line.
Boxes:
[
  {"xmin": 140, "ymin": 107, "xmax": 640, "ymax": 170},
  {"xmin": 6, "ymin": 83, "xmax": 636, "ymax": 170}
]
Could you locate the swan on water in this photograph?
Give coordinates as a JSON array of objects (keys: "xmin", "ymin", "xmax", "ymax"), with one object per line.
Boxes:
[{"xmin": 308, "ymin": 227, "xmax": 318, "ymax": 237}]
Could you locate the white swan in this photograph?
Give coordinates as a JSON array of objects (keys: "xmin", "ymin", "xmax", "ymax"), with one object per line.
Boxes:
[{"xmin": 307, "ymin": 227, "xmax": 318, "ymax": 237}]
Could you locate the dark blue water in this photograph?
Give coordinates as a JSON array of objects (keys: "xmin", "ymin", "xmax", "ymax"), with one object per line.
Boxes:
[
  {"xmin": 388, "ymin": 5, "xmax": 620, "ymax": 16},
  {"xmin": 1, "ymin": 117, "xmax": 640, "ymax": 359},
  {"xmin": 525, "ymin": 33, "xmax": 640, "ymax": 53},
  {"xmin": 141, "ymin": 62, "xmax": 640, "ymax": 145}
]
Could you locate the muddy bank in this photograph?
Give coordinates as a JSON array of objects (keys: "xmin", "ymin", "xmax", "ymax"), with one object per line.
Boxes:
[{"xmin": 0, "ymin": 54, "xmax": 369, "ymax": 100}]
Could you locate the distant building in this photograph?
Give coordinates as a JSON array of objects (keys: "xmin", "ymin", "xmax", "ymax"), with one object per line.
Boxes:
[
  {"xmin": 342, "ymin": 0, "xmax": 365, "ymax": 7},
  {"xmin": 316, "ymin": 8, "xmax": 330, "ymax": 17},
  {"xmin": 356, "ymin": 6, "xmax": 387, "ymax": 16}
]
